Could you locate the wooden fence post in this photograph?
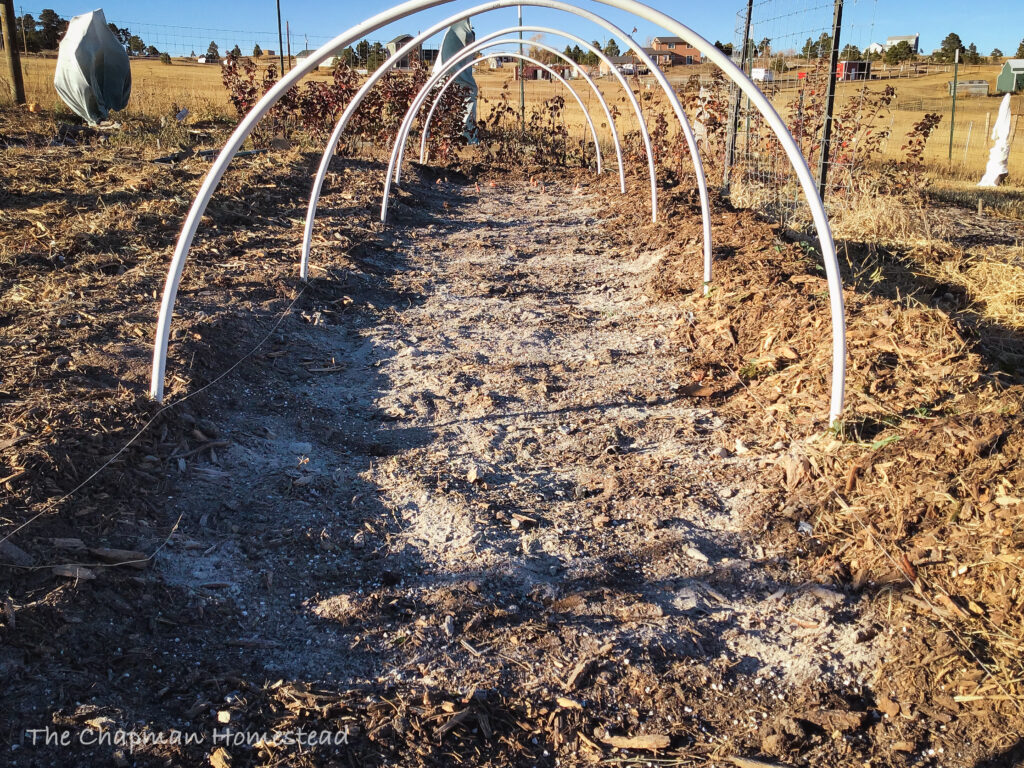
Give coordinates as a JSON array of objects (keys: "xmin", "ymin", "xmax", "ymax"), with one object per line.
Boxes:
[{"xmin": 1, "ymin": 0, "xmax": 26, "ymax": 104}]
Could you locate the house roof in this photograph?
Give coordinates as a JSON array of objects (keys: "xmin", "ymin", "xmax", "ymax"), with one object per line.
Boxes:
[
  {"xmin": 653, "ymin": 36, "xmax": 686, "ymax": 44},
  {"xmin": 388, "ymin": 34, "xmax": 414, "ymax": 46},
  {"xmin": 886, "ymin": 34, "xmax": 919, "ymax": 43},
  {"xmin": 1005, "ymin": 59, "xmax": 1024, "ymax": 70}
]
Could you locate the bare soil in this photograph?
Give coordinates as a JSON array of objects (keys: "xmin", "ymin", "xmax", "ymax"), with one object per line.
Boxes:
[{"xmin": 2, "ymin": 109, "xmax": 1023, "ymax": 767}]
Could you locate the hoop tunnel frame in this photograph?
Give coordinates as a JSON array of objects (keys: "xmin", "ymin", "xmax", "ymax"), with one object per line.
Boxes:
[
  {"xmin": 148, "ymin": 0, "xmax": 846, "ymax": 427},
  {"xmin": 417, "ymin": 27, "xmax": 653, "ymax": 192},
  {"xmin": 382, "ymin": 39, "xmax": 617, "ymax": 223}
]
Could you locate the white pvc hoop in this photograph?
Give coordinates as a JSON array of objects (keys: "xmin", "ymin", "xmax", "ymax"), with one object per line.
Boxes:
[
  {"xmin": 382, "ymin": 45, "xmax": 607, "ymax": 223},
  {"xmin": 299, "ymin": 17, "xmax": 662, "ymax": 284},
  {"xmin": 393, "ymin": 37, "xmax": 614, "ymax": 187},
  {"xmin": 418, "ymin": 30, "xmax": 646, "ymax": 194},
  {"xmin": 410, "ymin": 38, "xmax": 623, "ymax": 185},
  {"xmin": 388, "ymin": 50, "xmax": 605, "ymax": 190},
  {"xmin": 149, "ymin": 0, "xmax": 845, "ymax": 428},
  {"xmin": 376, "ymin": 9, "xmax": 712, "ymax": 288}
]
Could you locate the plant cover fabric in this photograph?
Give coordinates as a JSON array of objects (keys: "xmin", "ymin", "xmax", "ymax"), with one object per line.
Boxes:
[
  {"xmin": 979, "ymin": 93, "xmax": 1012, "ymax": 187},
  {"xmin": 54, "ymin": 9, "xmax": 131, "ymax": 124},
  {"xmin": 434, "ymin": 18, "xmax": 479, "ymax": 143}
]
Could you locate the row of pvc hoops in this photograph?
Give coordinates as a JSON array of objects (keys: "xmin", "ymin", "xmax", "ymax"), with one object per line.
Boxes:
[{"xmin": 149, "ymin": 0, "xmax": 847, "ymax": 426}]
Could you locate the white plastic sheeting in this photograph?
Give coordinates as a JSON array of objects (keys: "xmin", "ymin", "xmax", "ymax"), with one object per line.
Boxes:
[
  {"xmin": 979, "ymin": 94, "xmax": 1012, "ymax": 187},
  {"xmin": 434, "ymin": 19, "xmax": 479, "ymax": 141},
  {"xmin": 54, "ymin": 9, "xmax": 131, "ymax": 124}
]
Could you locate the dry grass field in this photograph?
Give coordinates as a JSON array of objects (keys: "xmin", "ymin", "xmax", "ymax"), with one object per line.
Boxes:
[{"xmin": 8, "ymin": 55, "xmax": 1024, "ymax": 178}]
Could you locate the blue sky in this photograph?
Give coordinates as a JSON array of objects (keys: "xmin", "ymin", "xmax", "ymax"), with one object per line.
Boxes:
[{"xmin": 25, "ymin": 1, "xmax": 1021, "ymax": 57}]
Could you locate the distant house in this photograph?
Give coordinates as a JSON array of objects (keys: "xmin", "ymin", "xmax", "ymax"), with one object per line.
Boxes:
[
  {"xmin": 865, "ymin": 42, "xmax": 885, "ymax": 55},
  {"xmin": 751, "ymin": 67, "xmax": 774, "ymax": 82},
  {"xmin": 386, "ymin": 34, "xmax": 419, "ymax": 68},
  {"xmin": 949, "ymin": 79, "xmax": 989, "ymax": 96},
  {"xmin": 295, "ymin": 46, "xmax": 347, "ymax": 69},
  {"xmin": 884, "ymin": 34, "xmax": 919, "ymax": 53},
  {"xmin": 997, "ymin": 60, "xmax": 1024, "ymax": 93},
  {"xmin": 599, "ymin": 55, "xmax": 640, "ymax": 76},
  {"xmin": 837, "ymin": 61, "xmax": 871, "ymax": 81},
  {"xmin": 514, "ymin": 63, "xmax": 573, "ymax": 81},
  {"xmin": 651, "ymin": 36, "xmax": 701, "ymax": 66}
]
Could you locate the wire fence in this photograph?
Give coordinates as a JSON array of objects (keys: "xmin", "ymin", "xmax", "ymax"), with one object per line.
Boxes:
[{"xmin": 720, "ymin": 0, "xmax": 886, "ymax": 223}]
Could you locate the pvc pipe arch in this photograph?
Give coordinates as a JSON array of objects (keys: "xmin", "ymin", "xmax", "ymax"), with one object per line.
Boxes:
[
  {"xmin": 387, "ymin": 49, "xmax": 607, "ymax": 191},
  {"xmin": 417, "ymin": 28, "xmax": 653, "ymax": 198},
  {"xmin": 148, "ymin": 0, "xmax": 845, "ymax": 428},
  {"xmin": 382, "ymin": 43, "xmax": 611, "ymax": 223},
  {"xmin": 298, "ymin": 11, "xmax": 669, "ymax": 284},
  {"xmin": 409, "ymin": 37, "xmax": 625, "ymax": 188}
]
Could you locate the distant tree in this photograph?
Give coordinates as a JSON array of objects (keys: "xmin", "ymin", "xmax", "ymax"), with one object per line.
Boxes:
[
  {"xmin": 206, "ymin": 41, "xmax": 220, "ymax": 59},
  {"xmin": 127, "ymin": 35, "xmax": 145, "ymax": 56},
  {"xmin": 18, "ymin": 14, "xmax": 42, "ymax": 52},
  {"xmin": 571, "ymin": 44, "xmax": 584, "ymax": 63},
  {"xmin": 190, "ymin": 49, "xmax": 196, "ymax": 58},
  {"xmin": 159, "ymin": 52, "xmax": 172, "ymax": 64},
  {"xmin": 840, "ymin": 44, "xmax": 861, "ymax": 60},
  {"xmin": 965, "ymin": 42, "xmax": 981, "ymax": 64},
  {"xmin": 990, "ymin": 48, "xmax": 1003, "ymax": 59},
  {"xmin": 603, "ymin": 39, "xmax": 621, "ymax": 57},
  {"xmin": 938, "ymin": 32, "xmax": 964, "ymax": 63},
  {"xmin": 770, "ymin": 56, "xmax": 788, "ymax": 73},
  {"xmin": 253, "ymin": 43, "xmax": 263, "ymax": 57},
  {"xmin": 757, "ymin": 37, "xmax": 771, "ymax": 56},
  {"xmin": 713, "ymin": 40, "xmax": 734, "ymax": 56},
  {"xmin": 1016, "ymin": 39, "xmax": 1024, "ymax": 58},
  {"xmin": 884, "ymin": 40, "xmax": 915, "ymax": 65},
  {"xmin": 368, "ymin": 41, "xmax": 385, "ymax": 69},
  {"xmin": 230, "ymin": 44, "xmax": 242, "ymax": 57},
  {"xmin": 37, "ymin": 9, "xmax": 68, "ymax": 49},
  {"xmin": 107, "ymin": 23, "xmax": 130, "ymax": 50},
  {"xmin": 355, "ymin": 39, "xmax": 370, "ymax": 65},
  {"xmin": 801, "ymin": 33, "xmax": 832, "ymax": 59},
  {"xmin": 145, "ymin": 45, "xmax": 159, "ymax": 56},
  {"xmin": 340, "ymin": 46, "xmax": 356, "ymax": 65}
]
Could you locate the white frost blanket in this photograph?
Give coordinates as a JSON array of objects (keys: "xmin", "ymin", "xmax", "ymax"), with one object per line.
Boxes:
[
  {"xmin": 54, "ymin": 9, "xmax": 131, "ymax": 124},
  {"xmin": 979, "ymin": 94, "xmax": 1012, "ymax": 187},
  {"xmin": 434, "ymin": 19, "xmax": 478, "ymax": 143}
]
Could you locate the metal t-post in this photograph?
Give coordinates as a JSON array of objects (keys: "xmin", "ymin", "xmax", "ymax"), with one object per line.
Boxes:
[
  {"xmin": 518, "ymin": 5, "xmax": 525, "ymax": 131},
  {"xmin": 948, "ymin": 48, "xmax": 959, "ymax": 162},
  {"xmin": 722, "ymin": 0, "xmax": 753, "ymax": 192},
  {"xmin": 817, "ymin": 0, "xmax": 843, "ymax": 200}
]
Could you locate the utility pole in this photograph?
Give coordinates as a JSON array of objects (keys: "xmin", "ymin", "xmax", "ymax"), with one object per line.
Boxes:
[
  {"xmin": 723, "ymin": 0, "xmax": 753, "ymax": 192},
  {"xmin": 1, "ymin": 0, "xmax": 26, "ymax": 104},
  {"xmin": 948, "ymin": 47, "xmax": 959, "ymax": 162},
  {"xmin": 816, "ymin": 0, "xmax": 843, "ymax": 200},
  {"xmin": 276, "ymin": 0, "xmax": 285, "ymax": 74},
  {"xmin": 518, "ymin": 5, "xmax": 525, "ymax": 131},
  {"xmin": 18, "ymin": 5, "xmax": 26, "ymax": 52}
]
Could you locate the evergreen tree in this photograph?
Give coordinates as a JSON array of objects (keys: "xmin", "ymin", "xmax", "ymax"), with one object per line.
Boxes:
[
  {"xmin": 938, "ymin": 32, "xmax": 964, "ymax": 63},
  {"xmin": 965, "ymin": 42, "xmax": 981, "ymax": 64},
  {"xmin": 206, "ymin": 41, "xmax": 220, "ymax": 59},
  {"xmin": 884, "ymin": 40, "xmax": 915, "ymax": 65},
  {"xmin": 840, "ymin": 44, "xmax": 861, "ymax": 60},
  {"xmin": 253, "ymin": 43, "xmax": 263, "ymax": 57},
  {"xmin": 603, "ymin": 39, "xmax": 620, "ymax": 57},
  {"xmin": 1016, "ymin": 39, "xmax": 1024, "ymax": 58},
  {"xmin": 990, "ymin": 48, "xmax": 1003, "ymax": 59},
  {"xmin": 37, "ymin": 9, "xmax": 68, "ymax": 50},
  {"xmin": 230, "ymin": 44, "xmax": 242, "ymax": 57},
  {"xmin": 127, "ymin": 35, "xmax": 145, "ymax": 55}
]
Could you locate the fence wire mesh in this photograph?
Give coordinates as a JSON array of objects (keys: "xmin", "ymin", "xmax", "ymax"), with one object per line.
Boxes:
[{"xmin": 721, "ymin": 0, "xmax": 883, "ymax": 225}]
